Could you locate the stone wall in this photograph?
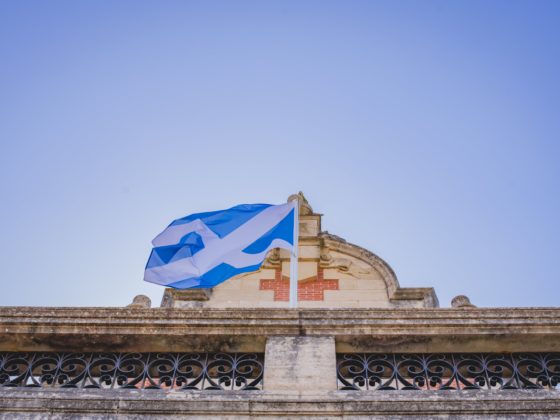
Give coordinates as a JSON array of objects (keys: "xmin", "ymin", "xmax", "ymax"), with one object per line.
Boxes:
[{"xmin": 1, "ymin": 306, "xmax": 559, "ymax": 417}]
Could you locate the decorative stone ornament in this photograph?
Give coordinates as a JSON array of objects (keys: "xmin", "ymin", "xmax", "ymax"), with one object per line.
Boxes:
[
  {"xmin": 127, "ymin": 294, "xmax": 152, "ymax": 309},
  {"xmin": 451, "ymin": 295, "xmax": 476, "ymax": 308},
  {"xmin": 287, "ymin": 191, "xmax": 314, "ymax": 215}
]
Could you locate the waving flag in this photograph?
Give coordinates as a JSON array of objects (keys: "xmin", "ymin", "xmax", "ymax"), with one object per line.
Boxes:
[{"xmin": 144, "ymin": 201, "xmax": 296, "ymax": 289}]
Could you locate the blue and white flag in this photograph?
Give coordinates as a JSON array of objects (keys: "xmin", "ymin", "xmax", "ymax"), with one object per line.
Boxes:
[{"xmin": 144, "ymin": 202, "xmax": 296, "ymax": 289}]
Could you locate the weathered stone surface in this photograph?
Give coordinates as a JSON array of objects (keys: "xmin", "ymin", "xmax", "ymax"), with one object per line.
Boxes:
[
  {"xmin": 0, "ymin": 388, "xmax": 559, "ymax": 418},
  {"xmin": 1, "ymin": 306, "xmax": 559, "ymax": 352},
  {"xmin": 127, "ymin": 294, "xmax": 152, "ymax": 308},
  {"xmin": 452, "ymin": 294, "xmax": 477, "ymax": 308},
  {"xmin": 264, "ymin": 336, "xmax": 336, "ymax": 392},
  {"xmin": 161, "ymin": 288, "xmax": 212, "ymax": 308}
]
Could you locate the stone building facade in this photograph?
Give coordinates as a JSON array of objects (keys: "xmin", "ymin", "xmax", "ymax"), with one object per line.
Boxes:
[{"xmin": 0, "ymin": 194, "xmax": 559, "ymax": 418}]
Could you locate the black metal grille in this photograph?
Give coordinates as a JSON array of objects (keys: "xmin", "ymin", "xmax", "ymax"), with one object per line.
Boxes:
[
  {"xmin": 0, "ymin": 352, "xmax": 263, "ymax": 391},
  {"xmin": 337, "ymin": 353, "xmax": 560, "ymax": 391}
]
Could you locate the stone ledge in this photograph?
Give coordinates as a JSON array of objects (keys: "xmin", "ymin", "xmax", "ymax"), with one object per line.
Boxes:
[
  {"xmin": 2, "ymin": 306, "xmax": 560, "ymax": 320},
  {"xmin": 1, "ymin": 307, "xmax": 560, "ymax": 352},
  {"xmin": 0, "ymin": 388, "xmax": 558, "ymax": 418}
]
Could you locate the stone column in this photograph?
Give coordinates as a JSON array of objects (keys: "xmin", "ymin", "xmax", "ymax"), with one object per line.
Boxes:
[{"xmin": 263, "ymin": 336, "xmax": 337, "ymax": 392}]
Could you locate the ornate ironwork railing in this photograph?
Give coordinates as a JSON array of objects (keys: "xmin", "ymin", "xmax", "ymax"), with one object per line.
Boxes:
[
  {"xmin": 0, "ymin": 352, "xmax": 263, "ymax": 391},
  {"xmin": 337, "ymin": 353, "xmax": 560, "ymax": 391}
]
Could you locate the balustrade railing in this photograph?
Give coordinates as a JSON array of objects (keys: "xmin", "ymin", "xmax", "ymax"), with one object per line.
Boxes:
[
  {"xmin": 337, "ymin": 353, "xmax": 560, "ymax": 391},
  {"xmin": 0, "ymin": 352, "xmax": 263, "ymax": 391},
  {"xmin": 3, "ymin": 351, "xmax": 559, "ymax": 392}
]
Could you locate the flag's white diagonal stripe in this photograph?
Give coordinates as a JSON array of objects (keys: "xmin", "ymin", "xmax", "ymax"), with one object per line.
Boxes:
[
  {"xmin": 191, "ymin": 202, "xmax": 293, "ymax": 269},
  {"xmin": 152, "ymin": 219, "xmax": 219, "ymax": 247},
  {"xmin": 222, "ymin": 238, "xmax": 292, "ymax": 268}
]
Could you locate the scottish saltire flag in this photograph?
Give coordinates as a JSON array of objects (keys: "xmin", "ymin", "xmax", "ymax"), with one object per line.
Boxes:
[{"xmin": 144, "ymin": 202, "xmax": 296, "ymax": 289}]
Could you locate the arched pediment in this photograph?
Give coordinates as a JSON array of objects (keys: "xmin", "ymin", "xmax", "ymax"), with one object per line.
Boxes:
[{"xmin": 161, "ymin": 193, "xmax": 438, "ymax": 309}]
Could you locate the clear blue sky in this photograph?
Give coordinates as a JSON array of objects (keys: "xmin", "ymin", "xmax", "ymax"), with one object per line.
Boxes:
[{"xmin": 1, "ymin": 1, "xmax": 559, "ymax": 308}]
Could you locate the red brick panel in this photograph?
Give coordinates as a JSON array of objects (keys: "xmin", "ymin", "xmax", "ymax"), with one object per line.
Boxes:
[{"xmin": 260, "ymin": 268, "xmax": 338, "ymax": 301}]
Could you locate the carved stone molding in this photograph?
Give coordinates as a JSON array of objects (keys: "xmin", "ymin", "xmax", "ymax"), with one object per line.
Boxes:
[
  {"xmin": 161, "ymin": 288, "xmax": 212, "ymax": 308},
  {"xmin": 1, "ymin": 307, "xmax": 560, "ymax": 353},
  {"xmin": 2, "ymin": 388, "xmax": 559, "ymax": 417},
  {"xmin": 319, "ymin": 232, "xmax": 438, "ymax": 308}
]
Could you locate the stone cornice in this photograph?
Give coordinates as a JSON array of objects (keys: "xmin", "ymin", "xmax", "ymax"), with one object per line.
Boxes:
[{"xmin": 1, "ymin": 307, "xmax": 559, "ymax": 352}]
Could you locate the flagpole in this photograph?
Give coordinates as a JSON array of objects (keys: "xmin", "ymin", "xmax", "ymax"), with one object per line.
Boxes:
[{"xmin": 289, "ymin": 198, "xmax": 299, "ymax": 308}]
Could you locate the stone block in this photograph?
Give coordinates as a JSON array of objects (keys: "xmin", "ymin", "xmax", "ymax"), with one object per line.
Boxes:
[{"xmin": 263, "ymin": 336, "xmax": 336, "ymax": 392}]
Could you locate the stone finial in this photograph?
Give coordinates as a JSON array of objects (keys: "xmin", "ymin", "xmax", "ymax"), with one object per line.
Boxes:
[
  {"xmin": 451, "ymin": 295, "xmax": 476, "ymax": 308},
  {"xmin": 288, "ymin": 191, "xmax": 314, "ymax": 215},
  {"xmin": 127, "ymin": 294, "xmax": 152, "ymax": 309}
]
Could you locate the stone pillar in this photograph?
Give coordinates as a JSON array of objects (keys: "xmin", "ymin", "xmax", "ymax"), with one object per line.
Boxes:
[{"xmin": 263, "ymin": 336, "xmax": 336, "ymax": 392}]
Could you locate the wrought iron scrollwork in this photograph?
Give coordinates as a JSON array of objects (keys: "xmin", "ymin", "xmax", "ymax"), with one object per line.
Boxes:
[
  {"xmin": 337, "ymin": 353, "xmax": 560, "ymax": 391},
  {"xmin": 0, "ymin": 352, "xmax": 263, "ymax": 391}
]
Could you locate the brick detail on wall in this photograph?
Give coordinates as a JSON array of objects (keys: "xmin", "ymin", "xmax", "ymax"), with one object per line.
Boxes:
[{"xmin": 260, "ymin": 268, "xmax": 338, "ymax": 301}]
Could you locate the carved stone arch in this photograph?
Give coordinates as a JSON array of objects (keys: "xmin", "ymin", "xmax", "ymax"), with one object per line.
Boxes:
[
  {"xmin": 318, "ymin": 232, "xmax": 438, "ymax": 308},
  {"xmin": 318, "ymin": 232, "xmax": 400, "ymax": 297}
]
